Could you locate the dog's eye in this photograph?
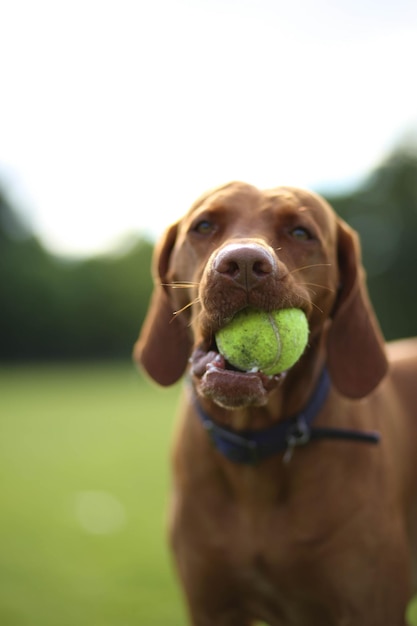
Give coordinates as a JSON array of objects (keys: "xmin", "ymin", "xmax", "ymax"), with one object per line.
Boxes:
[
  {"xmin": 193, "ymin": 220, "xmax": 215, "ymax": 235},
  {"xmin": 289, "ymin": 226, "xmax": 312, "ymax": 241}
]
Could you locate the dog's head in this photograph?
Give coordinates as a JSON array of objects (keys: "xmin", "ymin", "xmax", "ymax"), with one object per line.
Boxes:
[{"xmin": 134, "ymin": 182, "xmax": 387, "ymax": 408}]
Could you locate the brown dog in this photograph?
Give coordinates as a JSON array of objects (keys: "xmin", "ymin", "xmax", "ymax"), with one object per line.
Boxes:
[{"xmin": 134, "ymin": 182, "xmax": 417, "ymax": 625}]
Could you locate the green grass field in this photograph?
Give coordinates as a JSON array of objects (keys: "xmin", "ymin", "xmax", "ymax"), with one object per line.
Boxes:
[
  {"xmin": 0, "ymin": 363, "xmax": 186, "ymax": 626},
  {"xmin": 1, "ymin": 363, "xmax": 417, "ymax": 626}
]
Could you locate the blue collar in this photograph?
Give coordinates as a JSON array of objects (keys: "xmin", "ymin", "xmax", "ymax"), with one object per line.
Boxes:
[{"xmin": 193, "ymin": 369, "xmax": 380, "ymax": 464}]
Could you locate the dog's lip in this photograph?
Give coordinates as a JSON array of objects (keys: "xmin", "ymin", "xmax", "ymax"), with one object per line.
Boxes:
[
  {"xmin": 190, "ymin": 345, "xmax": 282, "ymax": 389},
  {"xmin": 190, "ymin": 346, "xmax": 224, "ymax": 376},
  {"xmin": 190, "ymin": 346, "xmax": 284, "ymax": 409}
]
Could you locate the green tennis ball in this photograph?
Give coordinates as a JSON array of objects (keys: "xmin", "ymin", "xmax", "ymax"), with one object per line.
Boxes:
[{"xmin": 215, "ymin": 308, "xmax": 309, "ymax": 375}]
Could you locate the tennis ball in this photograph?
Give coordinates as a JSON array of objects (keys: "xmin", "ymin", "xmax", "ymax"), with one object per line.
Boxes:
[{"xmin": 215, "ymin": 308, "xmax": 309, "ymax": 375}]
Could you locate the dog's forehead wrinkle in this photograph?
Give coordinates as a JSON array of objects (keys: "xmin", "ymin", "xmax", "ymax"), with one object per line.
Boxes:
[
  {"xmin": 189, "ymin": 182, "xmax": 262, "ymax": 212},
  {"xmin": 186, "ymin": 182, "xmax": 333, "ymax": 217}
]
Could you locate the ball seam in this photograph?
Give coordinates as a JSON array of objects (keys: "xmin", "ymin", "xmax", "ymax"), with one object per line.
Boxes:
[{"xmin": 266, "ymin": 312, "xmax": 282, "ymax": 372}]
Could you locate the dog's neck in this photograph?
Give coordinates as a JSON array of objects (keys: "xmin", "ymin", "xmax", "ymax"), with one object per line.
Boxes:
[
  {"xmin": 191, "ymin": 343, "xmax": 380, "ymax": 467},
  {"xmin": 199, "ymin": 349, "xmax": 327, "ymax": 432}
]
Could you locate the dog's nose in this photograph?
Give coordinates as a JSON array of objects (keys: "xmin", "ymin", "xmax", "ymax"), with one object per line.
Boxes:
[{"xmin": 213, "ymin": 243, "xmax": 276, "ymax": 291}]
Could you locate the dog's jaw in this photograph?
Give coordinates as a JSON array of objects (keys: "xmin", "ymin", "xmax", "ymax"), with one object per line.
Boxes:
[{"xmin": 189, "ymin": 344, "xmax": 285, "ymax": 409}]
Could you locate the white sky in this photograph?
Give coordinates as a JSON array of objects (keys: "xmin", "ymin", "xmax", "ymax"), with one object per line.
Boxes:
[{"xmin": 1, "ymin": 0, "xmax": 417, "ymax": 257}]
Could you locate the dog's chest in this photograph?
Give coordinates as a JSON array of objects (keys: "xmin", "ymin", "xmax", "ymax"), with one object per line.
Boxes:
[{"xmin": 191, "ymin": 491, "xmax": 392, "ymax": 622}]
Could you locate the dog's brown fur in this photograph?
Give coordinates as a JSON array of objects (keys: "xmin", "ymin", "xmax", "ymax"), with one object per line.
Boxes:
[{"xmin": 135, "ymin": 182, "xmax": 417, "ymax": 625}]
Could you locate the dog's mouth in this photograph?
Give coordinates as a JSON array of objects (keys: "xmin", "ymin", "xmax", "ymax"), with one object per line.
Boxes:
[{"xmin": 190, "ymin": 340, "xmax": 285, "ymax": 409}]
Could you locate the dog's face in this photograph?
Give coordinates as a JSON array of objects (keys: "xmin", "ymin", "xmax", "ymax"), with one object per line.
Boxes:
[
  {"xmin": 169, "ymin": 182, "xmax": 339, "ymax": 323},
  {"xmin": 135, "ymin": 182, "xmax": 387, "ymax": 409},
  {"xmin": 165, "ymin": 183, "xmax": 339, "ymax": 407}
]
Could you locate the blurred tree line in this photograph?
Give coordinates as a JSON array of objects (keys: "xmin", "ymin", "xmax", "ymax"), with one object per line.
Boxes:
[
  {"xmin": 1, "ymin": 142, "xmax": 417, "ymax": 362},
  {"xmin": 0, "ymin": 192, "xmax": 153, "ymax": 361},
  {"xmin": 327, "ymin": 142, "xmax": 417, "ymax": 341}
]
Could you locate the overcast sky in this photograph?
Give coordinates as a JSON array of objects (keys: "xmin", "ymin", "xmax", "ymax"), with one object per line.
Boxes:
[{"xmin": 1, "ymin": 0, "xmax": 417, "ymax": 257}]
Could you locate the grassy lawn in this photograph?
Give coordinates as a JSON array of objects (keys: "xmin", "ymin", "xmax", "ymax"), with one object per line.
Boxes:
[
  {"xmin": 1, "ymin": 362, "xmax": 416, "ymax": 625},
  {"xmin": 0, "ymin": 362, "xmax": 186, "ymax": 626}
]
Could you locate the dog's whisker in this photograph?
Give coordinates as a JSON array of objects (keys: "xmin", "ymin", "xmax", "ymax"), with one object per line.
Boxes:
[
  {"xmin": 300, "ymin": 282, "xmax": 336, "ymax": 294},
  {"xmin": 290, "ymin": 263, "xmax": 332, "ymax": 274},
  {"xmin": 296, "ymin": 291, "xmax": 324, "ymax": 314},
  {"xmin": 172, "ymin": 297, "xmax": 201, "ymax": 320},
  {"xmin": 304, "ymin": 286, "xmax": 317, "ymax": 297},
  {"xmin": 310, "ymin": 301, "xmax": 324, "ymax": 314},
  {"xmin": 161, "ymin": 281, "xmax": 200, "ymax": 289}
]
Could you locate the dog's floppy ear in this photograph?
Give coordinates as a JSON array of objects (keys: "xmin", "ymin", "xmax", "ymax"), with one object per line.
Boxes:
[
  {"xmin": 326, "ymin": 218, "xmax": 388, "ymax": 398},
  {"xmin": 133, "ymin": 222, "xmax": 193, "ymax": 386}
]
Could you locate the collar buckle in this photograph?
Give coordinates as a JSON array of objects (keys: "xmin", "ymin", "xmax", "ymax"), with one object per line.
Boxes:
[{"xmin": 283, "ymin": 416, "xmax": 311, "ymax": 464}]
